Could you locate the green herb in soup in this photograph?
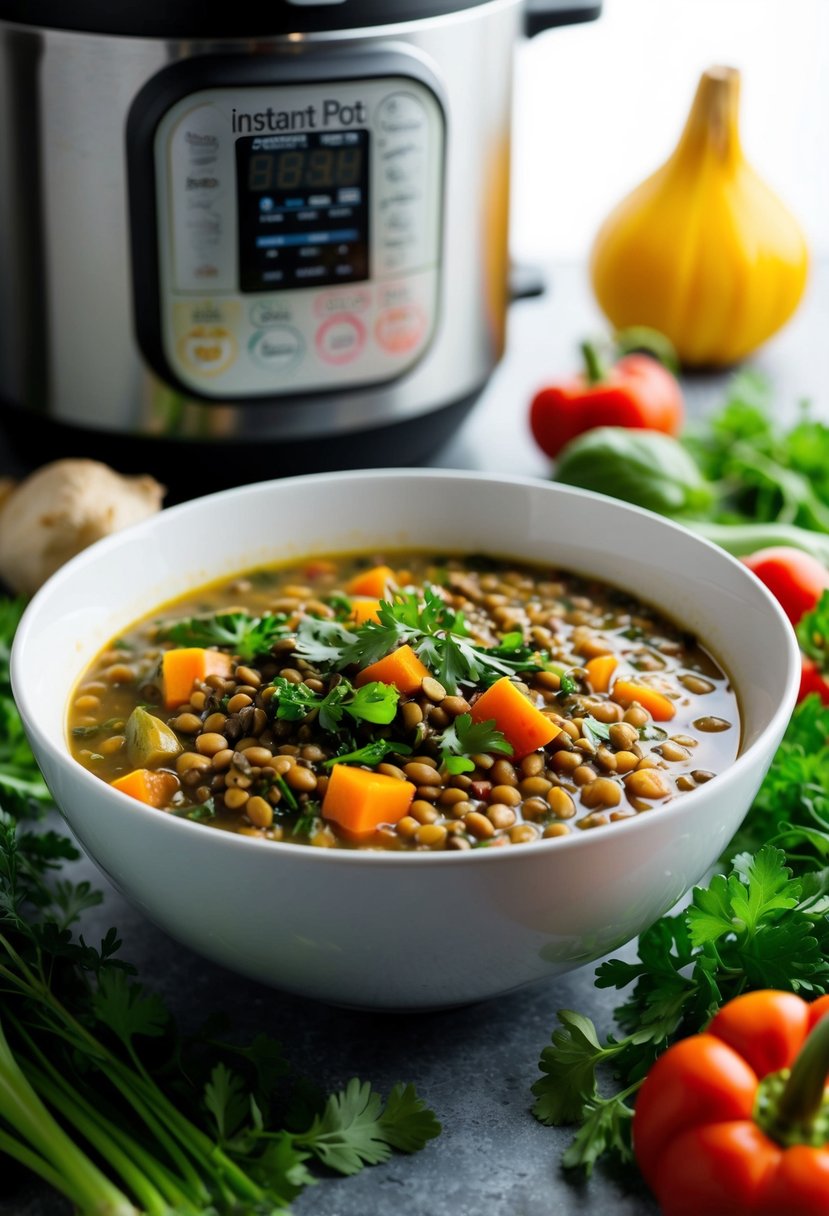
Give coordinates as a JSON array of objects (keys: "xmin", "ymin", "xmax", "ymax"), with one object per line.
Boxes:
[{"xmin": 67, "ymin": 553, "xmax": 740, "ymax": 850}]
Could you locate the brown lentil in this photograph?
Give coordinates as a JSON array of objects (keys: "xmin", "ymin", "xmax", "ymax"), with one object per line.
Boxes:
[
  {"xmin": 246, "ymin": 796, "xmax": 273, "ymax": 828},
  {"xmin": 465, "ymin": 811, "xmax": 494, "ymax": 840}
]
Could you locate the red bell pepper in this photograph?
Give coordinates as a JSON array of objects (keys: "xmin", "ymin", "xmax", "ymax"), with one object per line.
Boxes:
[
  {"xmin": 529, "ymin": 340, "xmax": 684, "ymax": 460},
  {"xmin": 741, "ymin": 548, "xmax": 829, "ymax": 628},
  {"xmin": 633, "ymin": 990, "xmax": 829, "ymax": 1216},
  {"xmin": 741, "ymin": 548, "xmax": 829, "ymax": 704}
]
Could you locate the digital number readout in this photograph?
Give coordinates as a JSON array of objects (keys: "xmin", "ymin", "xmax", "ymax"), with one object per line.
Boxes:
[{"xmin": 247, "ymin": 147, "xmax": 363, "ymax": 192}]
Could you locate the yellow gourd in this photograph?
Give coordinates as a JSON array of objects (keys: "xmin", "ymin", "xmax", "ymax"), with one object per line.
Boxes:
[{"xmin": 590, "ymin": 66, "xmax": 809, "ymax": 367}]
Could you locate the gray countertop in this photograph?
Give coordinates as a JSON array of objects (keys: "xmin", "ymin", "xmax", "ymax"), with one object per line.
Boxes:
[{"xmin": 6, "ymin": 261, "xmax": 829, "ymax": 1216}]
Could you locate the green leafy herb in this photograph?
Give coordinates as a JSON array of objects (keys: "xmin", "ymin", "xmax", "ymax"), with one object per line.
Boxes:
[
  {"xmin": 0, "ymin": 596, "xmax": 441, "ymax": 1214},
  {"xmin": 797, "ymin": 589, "xmax": 829, "ymax": 672},
  {"xmin": 581, "ymin": 717, "xmax": 611, "ymax": 747},
  {"xmin": 294, "ymin": 586, "xmax": 547, "ymax": 695},
  {"xmin": 437, "ymin": 713, "xmax": 512, "ymax": 775},
  {"xmin": 270, "ymin": 676, "xmax": 399, "ymax": 734},
  {"xmin": 157, "ymin": 610, "xmax": 290, "ymax": 661},
  {"xmin": 295, "ymin": 1078, "xmax": 441, "ymax": 1175},
  {"xmin": 276, "ymin": 774, "xmax": 299, "ymax": 812},
  {"xmin": 558, "ymin": 672, "xmax": 578, "ymax": 696},
  {"xmin": 323, "ymin": 740, "xmax": 413, "ymax": 769},
  {"xmin": 291, "ymin": 805, "xmax": 321, "ymax": 838},
  {"xmin": 533, "ymin": 693, "xmax": 829, "ymax": 1176},
  {"xmin": 71, "ymin": 717, "xmax": 126, "ymax": 739}
]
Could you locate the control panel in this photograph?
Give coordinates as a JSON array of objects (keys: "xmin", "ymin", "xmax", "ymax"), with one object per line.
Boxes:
[{"xmin": 151, "ymin": 76, "xmax": 444, "ymax": 398}]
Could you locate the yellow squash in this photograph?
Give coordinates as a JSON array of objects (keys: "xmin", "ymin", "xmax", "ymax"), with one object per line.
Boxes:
[{"xmin": 590, "ymin": 66, "xmax": 809, "ymax": 367}]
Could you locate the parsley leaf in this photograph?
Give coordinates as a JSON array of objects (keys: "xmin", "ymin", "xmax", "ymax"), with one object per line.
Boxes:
[
  {"xmin": 295, "ymin": 1078, "xmax": 440, "ymax": 1175},
  {"xmin": 323, "ymin": 740, "xmax": 413, "ymax": 769},
  {"xmin": 437, "ymin": 713, "xmax": 512, "ymax": 775},
  {"xmin": 204, "ymin": 1063, "xmax": 250, "ymax": 1143},
  {"xmin": 158, "ymin": 610, "xmax": 289, "ymax": 661},
  {"xmin": 270, "ymin": 676, "xmax": 399, "ymax": 734},
  {"xmin": 559, "ymin": 672, "xmax": 578, "ymax": 696}
]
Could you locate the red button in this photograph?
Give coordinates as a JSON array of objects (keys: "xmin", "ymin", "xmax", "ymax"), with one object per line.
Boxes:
[{"xmin": 316, "ymin": 314, "xmax": 366, "ymax": 365}]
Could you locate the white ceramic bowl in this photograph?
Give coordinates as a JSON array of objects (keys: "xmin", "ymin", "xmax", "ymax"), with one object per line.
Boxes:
[{"xmin": 12, "ymin": 470, "xmax": 799, "ymax": 1009}]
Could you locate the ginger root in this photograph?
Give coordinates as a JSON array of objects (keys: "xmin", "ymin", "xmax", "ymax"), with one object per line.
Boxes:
[{"xmin": 0, "ymin": 460, "xmax": 164, "ymax": 596}]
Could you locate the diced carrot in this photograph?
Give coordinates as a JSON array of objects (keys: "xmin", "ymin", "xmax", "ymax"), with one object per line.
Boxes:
[
  {"xmin": 111, "ymin": 768, "xmax": 180, "ymax": 808},
  {"xmin": 346, "ymin": 565, "xmax": 396, "ymax": 599},
  {"xmin": 611, "ymin": 679, "xmax": 677, "ymax": 722},
  {"xmin": 470, "ymin": 676, "xmax": 560, "ymax": 759},
  {"xmin": 322, "ymin": 764, "xmax": 416, "ymax": 841},
  {"xmin": 350, "ymin": 598, "xmax": 383, "ymax": 625},
  {"xmin": 585, "ymin": 654, "xmax": 618, "ymax": 694},
  {"xmin": 162, "ymin": 647, "xmax": 233, "ymax": 710},
  {"xmin": 355, "ymin": 644, "xmax": 430, "ymax": 695}
]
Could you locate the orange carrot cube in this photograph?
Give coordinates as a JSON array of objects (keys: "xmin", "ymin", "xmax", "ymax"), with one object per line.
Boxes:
[
  {"xmin": 346, "ymin": 565, "xmax": 396, "ymax": 599},
  {"xmin": 111, "ymin": 768, "xmax": 179, "ymax": 808},
  {"xmin": 350, "ymin": 598, "xmax": 383, "ymax": 625},
  {"xmin": 470, "ymin": 676, "xmax": 560, "ymax": 759},
  {"xmin": 322, "ymin": 763, "xmax": 416, "ymax": 841},
  {"xmin": 611, "ymin": 679, "xmax": 677, "ymax": 722},
  {"xmin": 355, "ymin": 644, "xmax": 430, "ymax": 695},
  {"xmin": 162, "ymin": 647, "xmax": 233, "ymax": 710}
]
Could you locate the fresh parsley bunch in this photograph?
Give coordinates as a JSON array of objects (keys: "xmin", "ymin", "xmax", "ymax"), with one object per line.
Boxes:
[
  {"xmin": 295, "ymin": 586, "xmax": 547, "ymax": 695},
  {"xmin": 532, "ymin": 697, "xmax": 829, "ymax": 1174}
]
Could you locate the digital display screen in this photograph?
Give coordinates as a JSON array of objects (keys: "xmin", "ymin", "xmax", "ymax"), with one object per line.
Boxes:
[{"xmin": 236, "ymin": 130, "xmax": 370, "ymax": 293}]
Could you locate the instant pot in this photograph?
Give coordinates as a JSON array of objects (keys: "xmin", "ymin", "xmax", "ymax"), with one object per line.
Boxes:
[{"xmin": 0, "ymin": 0, "xmax": 599, "ymax": 486}]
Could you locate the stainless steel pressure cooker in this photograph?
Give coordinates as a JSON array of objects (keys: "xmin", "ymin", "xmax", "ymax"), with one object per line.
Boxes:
[{"xmin": 0, "ymin": 0, "xmax": 599, "ymax": 487}]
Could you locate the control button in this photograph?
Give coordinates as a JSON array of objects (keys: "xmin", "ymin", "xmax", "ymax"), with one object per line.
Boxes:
[
  {"xmin": 377, "ymin": 93, "xmax": 428, "ymax": 137},
  {"xmin": 250, "ymin": 299, "xmax": 293, "ymax": 328},
  {"xmin": 375, "ymin": 305, "xmax": 426, "ymax": 356},
  {"xmin": 249, "ymin": 326, "xmax": 304, "ymax": 373},
  {"xmin": 314, "ymin": 287, "xmax": 372, "ymax": 318},
  {"xmin": 316, "ymin": 314, "xmax": 366, "ymax": 365},
  {"xmin": 178, "ymin": 326, "xmax": 236, "ymax": 376}
]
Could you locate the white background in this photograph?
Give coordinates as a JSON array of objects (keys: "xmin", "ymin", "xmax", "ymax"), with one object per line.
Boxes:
[{"xmin": 510, "ymin": 0, "xmax": 829, "ymax": 262}]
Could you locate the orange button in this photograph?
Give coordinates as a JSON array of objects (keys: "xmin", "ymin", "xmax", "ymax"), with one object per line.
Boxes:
[{"xmin": 375, "ymin": 305, "xmax": 426, "ymax": 355}]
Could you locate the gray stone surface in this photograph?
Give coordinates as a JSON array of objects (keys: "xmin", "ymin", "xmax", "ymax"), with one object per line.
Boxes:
[{"xmin": 3, "ymin": 260, "xmax": 827, "ymax": 1216}]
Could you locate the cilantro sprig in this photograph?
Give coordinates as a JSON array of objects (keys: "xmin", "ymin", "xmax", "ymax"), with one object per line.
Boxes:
[
  {"xmin": 437, "ymin": 714, "xmax": 512, "ymax": 775},
  {"xmin": 270, "ymin": 676, "xmax": 399, "ymax": 733},
  {"xmin": 323, "ymin": 739, "xmax": 413, "ymax": 769},
  {"xmin": 295, "ymin": 586, "xmax": 547, "ymax": 695},
  {"xmin": 157, "ymin": 609, "xmax": 290, "ymax": 661}
]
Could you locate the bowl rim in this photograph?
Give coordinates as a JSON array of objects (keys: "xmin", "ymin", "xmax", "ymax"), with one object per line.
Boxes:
[{"xmin": 11, "ymin": 467, "xmax": 801, "ymax": 869}]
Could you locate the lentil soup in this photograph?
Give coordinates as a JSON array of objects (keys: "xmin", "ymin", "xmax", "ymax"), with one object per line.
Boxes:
[{"xmin": 68, "ymin": 553, "xmax": 739, "ymax": 850}]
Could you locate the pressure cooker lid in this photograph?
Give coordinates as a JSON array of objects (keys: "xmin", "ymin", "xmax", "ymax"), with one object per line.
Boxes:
[{"xmin": 0, "ymin": 0, "xmax": 525, "ymax": 37}]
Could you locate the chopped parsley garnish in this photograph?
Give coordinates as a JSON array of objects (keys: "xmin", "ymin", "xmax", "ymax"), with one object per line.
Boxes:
[
  {"xmin": 270, "ymin": 676, "xmax": 399, "ymax": 734},
  {"xmin": 437, "ymin": 713, "xmax": 512, "ymax": 775},
  {"xmin": 323, "ymin": 740, "xmax": 413, "ymax": 769},
  {"xmin": 295, "ymin": 586, "xmax": 547, "ymax": 695},
  {"xmin": 157, "ymin": 610, "xmax": 290, "ymax": 661},
  {"xmin": 558, "ymin": 672, "xmax": 578, "ymax": 696}
]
